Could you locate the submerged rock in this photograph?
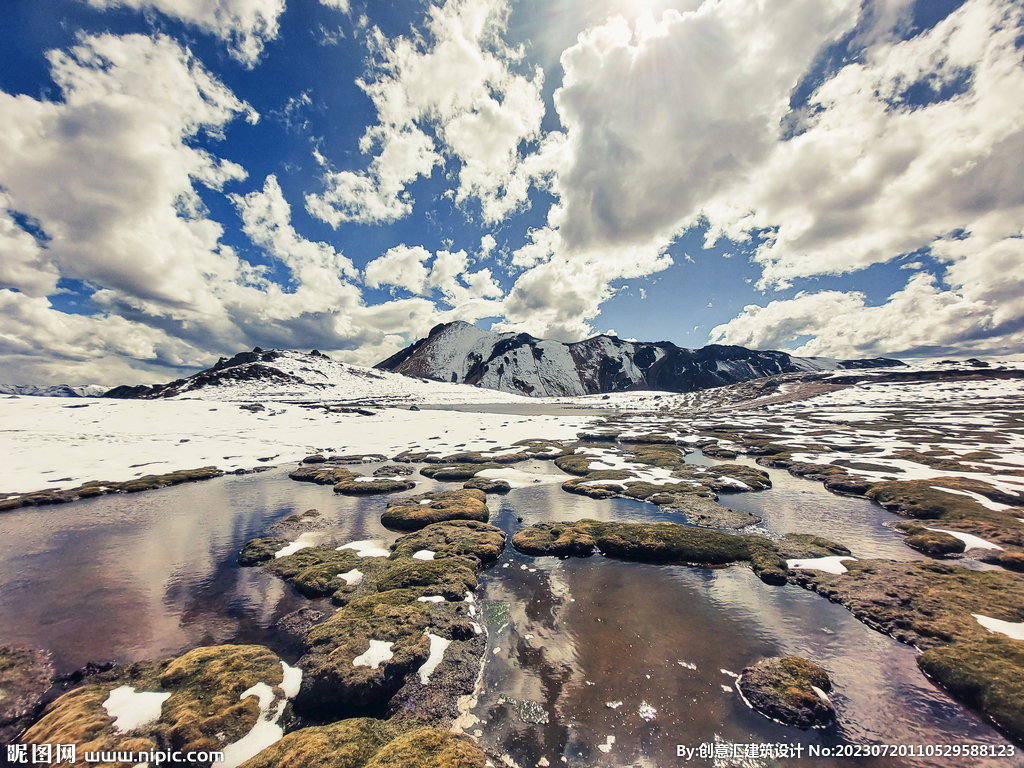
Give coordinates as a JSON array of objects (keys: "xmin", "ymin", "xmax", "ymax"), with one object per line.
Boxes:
[
  {"xmin": 739, "ymin": 656, "xmax": 835, "ymax": 727},
  {"xmin": 0, "ymin": 647, "xmax": 55, "ymax": 743},
  {"xmin": 660, "ymin": 496, "xmax": 761, "ymax": 529},
  {"xmin": 461, "ymin": 477, "xmax": 511, "ymax": 494}
]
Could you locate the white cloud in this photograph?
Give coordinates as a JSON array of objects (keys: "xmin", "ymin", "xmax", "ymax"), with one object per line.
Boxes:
[
  {"xmin": 319, "ymin": 0, "xmax": 349, "ymax": 11},
  {"xmin": 364, "ymin": 244, "xmax": 503, "ymax": 305},
  {"xmin": 479, "ymin": 233, "xmax": 496, "ymax": 257},
  {"xmin": 83, "ymin": 0, "xmax": 286, "ymax": 67},
  {"xmin": 305, "ymin": 0, "xmax": 553, "ymax": 226},
  {"xmin": 702, "ymin": 0, "xmax": 1024, "ymax": 289},
  {"xmin": 550, "ymin": 0, "xmax": 860, "ymax": 253}
]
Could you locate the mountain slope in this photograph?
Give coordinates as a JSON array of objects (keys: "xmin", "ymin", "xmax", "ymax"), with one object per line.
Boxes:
[
  {"xmin": 375, "ymin": 321, "xmax": 905, "ymax": 397},
  {"xmin": 0, "ymin": 384, "xmax": 108, "ymax": 398},
  {"xmin": 102, "ymin": 347, "xmax": 531, "ymax": 404}
]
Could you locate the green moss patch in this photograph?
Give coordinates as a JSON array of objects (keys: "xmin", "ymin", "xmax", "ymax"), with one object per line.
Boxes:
[
  {"xmin": 333, "ymin": 477, "xmax": 417, "ymax": 496},
  {"xmin": 512, "ymin": 520, "xmax": 787, "ymax": 584},
  {"xmin": 381, "ymin": 490, "xmax": 489, "ymax": 531},
  {"xmin": 895, "ymin": 523, "xmax": 966, "ymax": 557},
  {"xmin": 389, "ymin": 521, "xmax": 506, "ymax": 565},
  {"xmin": 418, "ymin": 464, "xmax": 498, "ymax": 481},
  {"xmin": 290, "ymin": 465, "xmax": 359, "ymax": 485},
  {"xmin": 739, "ymin": 656, "xmax": 835, "ymax": 727}
]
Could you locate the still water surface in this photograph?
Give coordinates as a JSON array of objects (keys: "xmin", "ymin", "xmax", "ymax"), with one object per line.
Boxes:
[{"xmin": 0, "ymin": 458, "xmax": 1017, "ymax": 766}]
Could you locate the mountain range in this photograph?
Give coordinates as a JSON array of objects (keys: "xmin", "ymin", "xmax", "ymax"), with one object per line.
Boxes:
[{"xmin": 373, "ymin": 321, "xmax": 904, "ymax": 397}]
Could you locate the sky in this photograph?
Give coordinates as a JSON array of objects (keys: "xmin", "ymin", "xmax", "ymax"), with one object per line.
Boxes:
[{"xmin": 1, "ymin": 0, "xmax": 1022, "ymax": 386}]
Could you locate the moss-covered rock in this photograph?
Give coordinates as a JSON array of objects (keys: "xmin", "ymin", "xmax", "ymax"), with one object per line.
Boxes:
[
  {"xmin": 739, "ymin": 656, "xmax": 835, "ymax": 727},
  {"xmin": 363, "ymin": 727, "xmax": 488, "ymax": 768},
  {"xmin": 792, "ymin": 560, "xmax": 1024, "ymax": 741},
  {"xmin": 389, "ymin": 521, "xmax": 506, "ymax": 565},
  {"xmin": 239, "ymin": 717, "xmax": 402, "ymax": 768},
  {"xmin": 380, "ymin": 490, "xmax": 489, "ymax": 531},
  {"xmin": 513, "ymin": 520, "xmax": 788, "ymax": 584},
  {"xmin": 374, "ymin": 465, "xmax": 415, "ymax": 477},
  {"xmin": 896, "ymin": 523, "xmax": 967, "ymax": 557},
  {"xmin": 23, "ymin": 645, "xmax": 292, "ymax": 768},
  {"xmin": 266, "ymin": 547, "xmax": 381, "ymax": 600},
  {"xmin": 290, "ymin": 465, "xmax": 358, "ymax": 485},
  {"xmin": 238, "ymin": 537, "xmax": 291, "ymax": 566},
  {"xmin": 374, "ymin": 558, "xmax": 478, "ymax": 600},
  {"xmin": 334, "ymin": 477, "xmax": 417, "ymax": 496},
  {"xmin": 0, "ymin": 647, "xmax": 54, "ymax": 742},
  {"xmin": 777, "ymin": 534, "xmax": 852, "ymax": 560},
  {"xmin": 418, "ymin": 464, "xmax": 497, "ymax": 481},
  {"xmin": 461, "ymin": 477, "xmax": 511, "ymax": 494}
]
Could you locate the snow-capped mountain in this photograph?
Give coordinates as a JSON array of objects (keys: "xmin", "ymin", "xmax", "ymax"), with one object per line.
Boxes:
[
  {"xmin": 374, "ymin": 321, "xmax": 905, "ymax": 397},
  {"xmin": 0, "ymin": 384, "xmax": 108, "ymax": 398},
  {"xmin": 102, "ymin": 347, "xmax": 531, "ymax": 404}
]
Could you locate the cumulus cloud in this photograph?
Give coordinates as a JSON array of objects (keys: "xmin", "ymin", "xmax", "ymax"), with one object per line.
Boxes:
[
  {"xmin": 364, "ymin": 244, "xmax": 503, "ymax": 305},
  {"xmin": 83, "ymin": 0, "xmax": 286, "ymax": 67},
  {"xmin": 551, "ymin": 0, "xmax": 860, "ymax": 253},
  {"xmin": 305, "ymin": 0, "xmax": 554, "ymax": 226}
]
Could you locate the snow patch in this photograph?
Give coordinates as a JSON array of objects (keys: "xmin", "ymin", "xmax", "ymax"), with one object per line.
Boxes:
[
  {"xmin": 973, "ymin": 614, "xmax": 1024, "ymax": 640},
  {"xmin": 338, "ymin": 540, "xmax": 390, "ymax": 558},
  {"xmin": 417, "ymin": 633, "xmax": 452, "ymax": 684},
  {"xmin": 412, "ymin": 550, "xmax": 435, "ymax": 560},
  {"xmin": 353, "ymin": 640, "xmax": 394, "ymax": 669},
  {"xmin": 274, "ymin": 531, "xmax": 320, "ymax": 559},
  {"xmin": 787, "ymin": 556, "xmax": 857, "ymax": 574},
  {"xmin": 925, "ymin": 528, "xmax": 1003, "ymax": 551},
  {"xmin": 102, "ymin": 686, "xmax": 170, "ymax": 733}
]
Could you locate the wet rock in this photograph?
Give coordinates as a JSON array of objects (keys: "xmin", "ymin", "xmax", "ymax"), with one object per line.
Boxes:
[
  {"xmin": 289, "ymin": 465, "xmax": 358, "ymax": 485},
  {"xmin": 823, "ymin": 476, "xmax": 874, "ymax": 496},
  {"xmin": 658, "ymin": 496, "xmax": 761, "ymax": 529},
  {"xmin": 22, "ymin": 645, "xmax": 294, "ymax": 767},
  {"xmin": 426, "ymin": 451, "xmax": 528, "ymax": 465},
  {"xmin": 0, "ymin": 647, "xmax": 55, "ymax": 743},
  {"xmin": 276, "ymin": 607, "xmax": 327, "ymax": 655},
  {"xmin": 777, "ymin": 534, "xmax": 851, "ymax": 560},
  {"xmin": 267, "ymin": 509, "xmax": 326, "ymax": 539},
  {"xmin": 419, "ymin": 464, "xmax": 496, "ymax": 481},
  {"xmin": 380, "ymin": 490, "xmax": 489, "ymax": 531},
  {"xmin": 374, "ymin": 465, "xmax": 415, "ymax": 477},
  {"xmin": 333, "ymin": 477, "xmax": 417, "ymax": 496},
  {"xmin": 461, "ymin": 477, "xmax": 511, "ymax": 494},
  {"xmin": 238, "ymin": 537, "xmax": 291, "ymax": 566},
  {"xmin": 739, "ymin": 656, "xmax": 835, "ymax": 727},
  {"xmin": 302, "ymin": 455, "xmax": 327, "ymax": 464}
]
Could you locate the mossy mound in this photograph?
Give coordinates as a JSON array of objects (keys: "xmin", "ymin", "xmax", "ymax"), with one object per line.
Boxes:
[
  {"xmin": 513, "ymin": 439, "xmax": 569, "ymax": 459},
  {"xmin": 375, "ymin": 558, "xmax": 478, "ymax": 599},
  {"xmin": 896, "ymin": 523, "xmax": 966, "ymax": 557},
  {"xmin": 239, "ymin": 717, "xmax": 403, "ymax": 768},
  {"xmin": 374, "ymin": 465, "xmax": 416, "ymax": 477},
  {"xmin": 290, "ymin": 465, "xmax": 358, "ymax": 485},
  {"xmin": 302, "ymin": 455, "xmax": 327, "ymax": 464},
  {"xmin": 461, "ymin": 477, "xmax": 511, "ymax": 494},
  {"xmin": 823, "ymin": 475, "xmax": 875, "ymax": 496},
  {"xmin": 389, "ymin": 521, "xmax": 506, "ymax": 565},
  {"xmin": 512, "ymin": 520, "xmax": 788, "ymax": 584},
  {"xmin": 553, "ymin": 453, "xmax": 597, "ymax": 476},
  {"xmin": 238, "ymin": 537, "xmax": 291, "ymax": 566},
  {"xmin": 867, "ymin": 478, "xmax": 1024, "ymax": 548},
  {"xmin": 391, "ymin": 451, "xmax": 438, "ymax": 463},
  {"xmin": 792, "ymin": 560, "xmax": 1024, "ymax": 741},
  {"xmin": 266, "ymin": 546, "xmax": 383, "ymax": 601},
  {"xmin": 297, "ymin": 593, "xmax": 431, "ymax": 714},
  {"xmin": 23, "ymin": 645, "xmax": 291, "ymax": 767},
  {"xmin": 739, "ymin": 656, "xmax": 835, "ymax": 727},
  {"xmin": 0, "ymin": 647, "xmax": 54, "ymax": 742},
  {"xmin": 363, "ymin": 727, "xmax": 488, "ymax": 768},
  {"xmin": 777, "ymin": 534, "xmax": 851, "ymax": 560},
  {"xmin": 418, "ymin": 464, "xmax": 497, "ymax": 481},
  {"xmin": 1, "ymin": 467, "xmax": 224, "ymax": 511},
  {"xmin": 427, "ymin": 451, "xmax": 528, "ymax": 465},
  {"xmin": 268, "ymin": 509, "xmax": 327, "ymax": 539},
  {"xmin": 380, "ymin": 490, "xmax": 489, "ymax": 531},
  {"xmin": 334, "ymin": 477, "xmax": 417, "ymax": 496}
]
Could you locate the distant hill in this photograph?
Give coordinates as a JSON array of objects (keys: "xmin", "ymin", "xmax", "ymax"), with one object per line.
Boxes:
[
  {"xmin": 101, "ymin": 347, "xmax": 529, "ymax": 404},
  {"xmin": 374, "ymin": 321, "xmax": 905, "ymax": 397},
  {"xmin": 0, "ymin": 384, "xmax": 108, "ymax": 398}
]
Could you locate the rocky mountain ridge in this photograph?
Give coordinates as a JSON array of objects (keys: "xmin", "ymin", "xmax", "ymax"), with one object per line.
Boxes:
[{"xmin": 374, "ymin": 321, "xmax": 905, "ymax": 397}]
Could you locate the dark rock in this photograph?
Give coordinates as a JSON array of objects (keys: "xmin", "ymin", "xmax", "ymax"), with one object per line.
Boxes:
[
  {"xmin": 739, "ymin": 656, "xmax": 835, "ymax": 727},
  {"xmin": 302, "ymin": 454, "xmax": 327, "ymax": 464}
]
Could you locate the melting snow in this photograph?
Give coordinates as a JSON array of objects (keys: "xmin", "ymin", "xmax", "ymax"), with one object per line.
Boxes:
[
  {"xmin": 787, "ymin": 556, "xmax": 857, "ymax": 574},
  {"xmin": 338, "ymin": 569, "xmax": 363, "ymax": 586},
  {"xmin": 353, "ymin": 640, "xmax": 394, "ymax": 669},
  {"xmin": 338, "ymin": 540, "xmax": 390, "ymax": 558},
  {"xmin": 598, "ymin": 735, "xmax": 616, "ymax": 754},
  {"xmin": 412, "ymin": 550, "xmax": 436, "ymax": 560},
  {"xmin": 973, "ymin": 614, "xmax": 1024, "ymax": 640},
  {"xmin": 930, "ymin": 486, "xmax": 1013, "ymax": 512},
  {"xmin": 417, "ymin": 633, "xmax": 452, "ymax": 684},
  {"xmin": 102, "ymin": 686, "xmax": 171, "ymax": 733},
  {"xmin": 417, "ymin": 595, "xmax": 445, "ymax": 603},
  {"xmin": 925, "ymin": 528, "xmax": 1003, "ymax": 551},
  {"xmin": 274, "ymin": 531, "xmax": 320, "ymax": 559}
]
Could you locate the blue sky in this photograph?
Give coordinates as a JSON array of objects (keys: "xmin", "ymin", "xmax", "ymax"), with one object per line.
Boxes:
[{"xmin": 1, "ymin": 0, "xmax": 1022, "ymax": 385}]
